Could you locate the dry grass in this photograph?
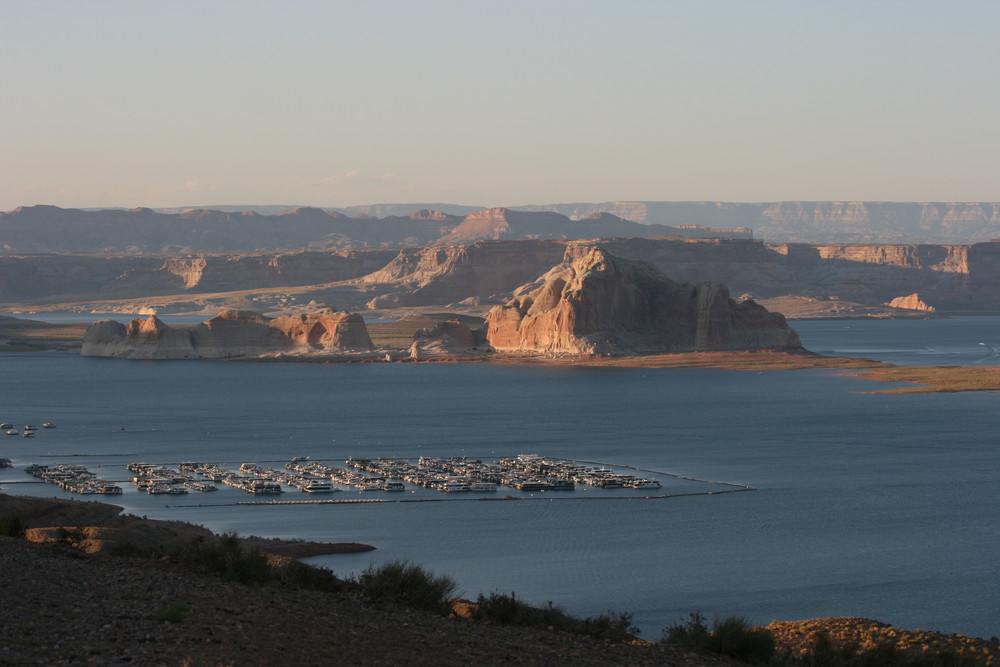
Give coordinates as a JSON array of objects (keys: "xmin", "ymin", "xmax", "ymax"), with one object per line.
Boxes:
[
  {"xmin": 0, "ymin": 318, "xmax": 88, "ymax": 350},
  {"xmin": 843, "ymin": 366, "xmax": 1000, "ymax": 394}
]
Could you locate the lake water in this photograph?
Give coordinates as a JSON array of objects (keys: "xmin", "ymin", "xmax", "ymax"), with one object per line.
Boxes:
[{"xmin": 0, "ymin": 317, "xmax": 997, "ymax": 640}]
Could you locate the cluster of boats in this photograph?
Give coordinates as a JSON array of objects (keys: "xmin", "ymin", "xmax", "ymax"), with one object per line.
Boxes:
[
  {"xmin": 498, "ymin": 454, "xmax": 662, "ymax": 489},
  {"xmin": 286, "ymin": 458, "xmax": 401, "ymax": 492},
  {"xmin": 127, "ymin": 462, "xmax": 215, "ymax": 495},
  {"xmin": 345, "ymin": 456, "xmax": 499, "ymax": 492},
  {"xmin": 3, "ymin": 422, "xmax": 56, "ymax": 438},
  {"xmin": 239, "ymin": 462, "xmax": 336, "ymax": 493},
  {"xmin": 24, "ymin": 463, "xmax": 122, "ymax": 495},
  {"xmin": 342, "ymin": 454, "xmax": 661, "ymax": 493},
  {"xmin": 8, "ymin": 454, "xmax": 662, "ymax": 499}
]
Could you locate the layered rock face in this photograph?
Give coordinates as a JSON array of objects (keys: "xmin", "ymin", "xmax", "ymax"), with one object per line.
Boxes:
[
  {"xmin": 768, "ymin": 243, "xmax": 971, "ymax": 302},
  {"xmin": 81, "ymin": 310, "xmax": 373, "ymax": 359},
  {"xmin": 485, "ymin": 248, "xmax": 801, "ymax": 355}
]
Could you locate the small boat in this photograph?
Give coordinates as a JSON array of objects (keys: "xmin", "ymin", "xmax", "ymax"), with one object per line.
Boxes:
[
  {"xmin": 0, "ymin": 422, "xmax": 12, "ymax": 429},
  {"xmin": 42, "ymin": 423, "xmax": 57, "ymax": 429},
  {"xmin": 468, "ymin": 482, "xmax": 497, "ymax": 492},
  {"xmin": 440, "ymin": 481, "xmax": 470, "ymax": 493},
  {"xmin": 23, "ymin": 425, "xmax": 37, "ymax": 431},
  {"xmin": 382, "ymin": 481, "xmax": 405, "ymax": 492},
  {"xmin": 5, "ymin": 430, "xmax": 18, "ymax": 436},
  {"xmin": 301, "ymin": 480, "xmax": 337, "ymax": 493},
  {"xmin": 21, "ymin": 431, "xmax": 35, "ymax": 438}
]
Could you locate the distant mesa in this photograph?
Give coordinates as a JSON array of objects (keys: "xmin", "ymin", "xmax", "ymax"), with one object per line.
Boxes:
[
  {"xmin": 485, "ymin": 246, "xmax": 802, "ymax": 355},
  {"xmin": 81, "ymin": 309, "xmax": 373, "ymax": 359}
]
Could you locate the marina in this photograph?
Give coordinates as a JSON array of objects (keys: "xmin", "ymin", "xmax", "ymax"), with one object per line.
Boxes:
[
  {"xmin": 24, "ymin": 463, "xmax": 122, "ymax": 495},
  {"xmin": 6, "ymin": 452, "xmax": 750, "ymax": 503}
]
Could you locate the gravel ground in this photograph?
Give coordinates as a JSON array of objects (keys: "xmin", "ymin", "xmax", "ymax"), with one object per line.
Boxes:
[{"xmin": 0, "ymin": 536, "xmax": 743, "ymax": 666}]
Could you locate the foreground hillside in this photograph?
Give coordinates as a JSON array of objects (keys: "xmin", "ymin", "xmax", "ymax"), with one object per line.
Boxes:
[{"xmin": 0, "ymin": 494, "xmax": 995, "ymax": 666}]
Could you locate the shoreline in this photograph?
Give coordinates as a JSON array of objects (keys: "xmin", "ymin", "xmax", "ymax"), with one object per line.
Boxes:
[{"xmin": 3, "ymin": 317, "xmax": 999, "ymax": 393}]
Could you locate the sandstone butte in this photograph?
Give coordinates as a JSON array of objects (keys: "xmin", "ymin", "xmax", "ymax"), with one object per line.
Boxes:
[
  {"xmin": 885, "ymin": 292, "xmax": 936, "ymax": 312},
  {"xmin": 81, "ymin": 309, "xmax": 373, "ymax": 359},
  {"xmin": 485, "ymin": 246, "xmax": 802, "ymax": 355}
]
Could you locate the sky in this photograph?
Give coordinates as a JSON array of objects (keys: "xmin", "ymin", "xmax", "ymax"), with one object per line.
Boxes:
[{"xmin": 3, "ymin": 1, "xmax": 999, "ymax": 210}]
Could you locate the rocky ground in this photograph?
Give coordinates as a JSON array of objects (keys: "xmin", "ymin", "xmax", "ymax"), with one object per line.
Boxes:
[
  {"xmin": 1, "ymin": 494, "xmax": 996, "ymax": 666},
  {"xmin": 767, "ymin": 617, "xmax": 998, "ymax": 665},
  {"xmin": 0, "ymin": 535, "xmax": 740, "ymax": 666}
]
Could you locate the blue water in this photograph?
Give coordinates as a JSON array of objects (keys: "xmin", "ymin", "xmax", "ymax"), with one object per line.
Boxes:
[
  {"xmin": 0, "ymin": 318, "xmax": 998, "ymax": 640},
  {"xmin": 795, "ymin": 316, "xmax": 1000, "ymax": 366}
]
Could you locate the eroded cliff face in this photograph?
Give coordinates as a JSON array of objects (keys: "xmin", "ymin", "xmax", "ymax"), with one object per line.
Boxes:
[
  {"xmin": 768, "ymin": 243, "xmax": 971, "ymax": 302},
  {"xmin": 81, "ymin": 310, "xmax": 373, "ymax": 359},
  {"xmin": 485, "ymin": 248, "xmax": 801, "ymax": 355}
]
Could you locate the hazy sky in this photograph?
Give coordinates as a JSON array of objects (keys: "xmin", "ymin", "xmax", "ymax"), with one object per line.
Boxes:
[{"xmin": 3, "ymin": 1, "xmax": 998, "ymax": 210}]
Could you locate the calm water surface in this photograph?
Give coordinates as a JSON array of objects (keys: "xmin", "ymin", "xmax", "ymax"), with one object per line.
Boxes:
[{"xmin": 0, "ymin": 317, "xmax": 997, "ymax": 639}]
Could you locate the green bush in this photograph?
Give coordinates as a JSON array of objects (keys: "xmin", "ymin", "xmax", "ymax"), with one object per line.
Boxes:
[
  {"xmin": 356, "ymin": 560, "xmax": 458, "ymax": 614},
  {"xmin": 0, "ymin": 514, "xmax": 26, "ymax": 538},
  {"xmin": 279, "ymin": 559, "xmax": 342, "ymax": 592},
  {"xmin": 173, "ymin": 533, "xmax": 274, "ymax": 585},
  {"xmin": 472, "ymin": 591, "xmax": 636, "ymax": 642},
  {"xmin": 156, "ymin": 602, "xmax": 191, "ymax": 624},
  {"xmin": 473, "ymin": 592, "xmax": 568, "ymax": 628},
  {"xmin": 664, "ymin": 612, "xmax": 775, "ymax": 664}
]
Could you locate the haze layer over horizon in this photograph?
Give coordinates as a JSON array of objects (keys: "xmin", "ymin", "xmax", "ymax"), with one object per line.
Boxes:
[{"xmin": 4, "ymin": 1, "xmax": 998, "ymax": 210}]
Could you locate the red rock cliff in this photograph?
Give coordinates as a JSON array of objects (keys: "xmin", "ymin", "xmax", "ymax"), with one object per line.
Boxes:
[{"xmin": 485, "ymin": 248, "xmax": 801, "ymax": 355}]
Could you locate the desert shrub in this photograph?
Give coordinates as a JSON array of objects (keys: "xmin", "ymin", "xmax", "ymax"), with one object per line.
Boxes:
[
  {"xmin": 473, "ymin": 592, "xmax": 568, "ymax": 628},
  {"xmin": 356, "ymin": 560, "xmax": 457, "ymax": 614},
  {"xmin": 173, "ymin": 533, "xmax": 273, "ymax": 585},
  {"xmin": 156, "ymin": 602, "xmax": 191, "ymax": 624},
  {"xmin": 279, "ymin": 559, "xmax": 342, "ymax": 592},
  {"xmin": 0, "ymin": 514, "xmax": 26, "ymax": 538},
  {"xmin": 580, "ymin": 609, "xmax": 638, "ymax": 642},
  {"xmin": 54, "ymin": 526, "xmax": 87, "ymax": 547},
  {"xmin": 472, "ymin": 592, "xmax": 636, "ymax": 642},
  {"xmin": 663, "ymin": 612, "xmax": 774, "ymax": 664}
]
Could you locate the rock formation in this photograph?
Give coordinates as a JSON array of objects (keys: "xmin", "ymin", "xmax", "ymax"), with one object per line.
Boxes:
[
  {"xmin": 485, "ymin": 247, "xmax": 801, "ymax": 355},
  {"xmin": 885, "ymin": 293, "xmax": 935, "ymax": 312},
  {"xmin": 81, "ymin": 309, "xmax": 373, "ymax": 359}
]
